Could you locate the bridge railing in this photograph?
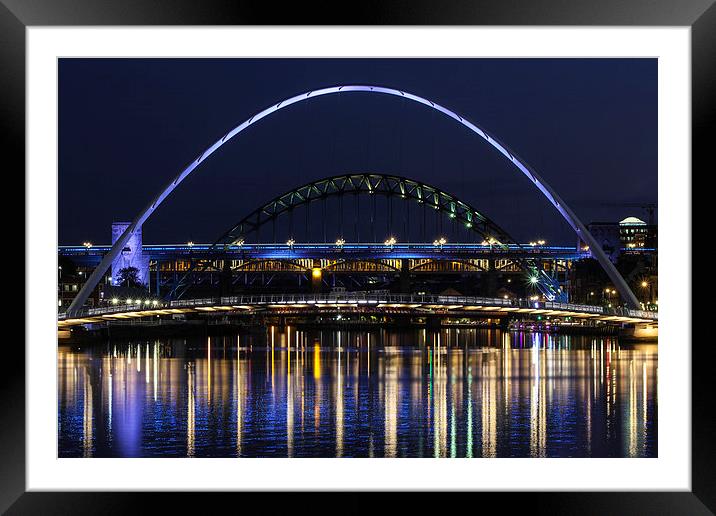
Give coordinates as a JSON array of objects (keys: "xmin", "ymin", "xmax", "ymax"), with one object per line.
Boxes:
[
  {"xmin": 58, "ymin": 301, "xmax": 162, "ymax": 320},
  {"xmin": 204, "ymin": 293, "xmax": 518, "ymax": 307},
  {"xmin": 545, "ymin": 301, "xmax": 604, "ymax": 314},
  {"xmin": 59, "ymin": 293, "xmax": 657, "ymax": 320}
]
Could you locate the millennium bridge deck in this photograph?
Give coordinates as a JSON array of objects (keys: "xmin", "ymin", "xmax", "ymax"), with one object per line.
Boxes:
[{"xmin": 58, "ymin": 292, "xmax": 658, "ymax": 328}]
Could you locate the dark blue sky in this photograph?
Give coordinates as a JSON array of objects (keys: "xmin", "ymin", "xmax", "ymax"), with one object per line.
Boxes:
[{"xmin": 58, "ymin": 58, "xmax": 657, "ymax": 245}]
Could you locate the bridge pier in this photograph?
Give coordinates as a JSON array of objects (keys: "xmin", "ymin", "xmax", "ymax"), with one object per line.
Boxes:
[
  {"xmin": 400, "ymin": 259, "xmax": 411, "ymax": 293},
  {"xmin": 483, "ymin": 258, "xmax": 498, "ymax": 297},
  {"xmin": 219, "ymin": 260, "xmax": 232, "ymax": 297}
]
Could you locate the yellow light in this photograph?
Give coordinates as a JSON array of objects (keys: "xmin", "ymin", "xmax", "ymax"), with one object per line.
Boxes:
[
  {"xmin": 286, "ymin": 238, "xmax": 295, "ymax": 247},
  {"xmin": 112, "ymin": 298, "xmax": 118, "ymax": 305},
  {"xmin": 312, "ymin": 268, "xmax": 322, "ymax": 279},
  {"xmin": 641, "ymin": 281, "xmax": 648, "ymax": 288},
  {"xmin": 187, "ymin": 241, "xmax": 194, "ymax": 247}
]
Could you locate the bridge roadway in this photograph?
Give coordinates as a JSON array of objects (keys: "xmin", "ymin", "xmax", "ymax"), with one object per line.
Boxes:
[
  {"xmin": 59, "ymin": 242, "xmax": 599, "ymax": 264},
  {"xmin": 57, "ymin": 292, "xmax": 658, "ymax": 328}
]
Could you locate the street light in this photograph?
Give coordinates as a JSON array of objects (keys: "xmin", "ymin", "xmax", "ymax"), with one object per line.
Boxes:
[
  {"xmin": 640, "ymin": 280, "xmax": 651, "ymax": 304},
  {"xmin": 335, "ymin": 238, "xmax": 345, "ymax": 249},
  {"xmin": 83, "ymin": 241, "xmax": 92, "ymax": 250},
  {"xmin": 433, "ymin": 237, "xmax": 447, "ymax": 249},
  {"xmin": 286, "ymin": 238, "xmax": 295, "ymax": 249},
  {"xmin": 187, "ymin": 241, "xmax": 194, "ymax": 248},
  {"xmin": 384, "ymin": 236, "xmax": 396, "ymax": 249}
]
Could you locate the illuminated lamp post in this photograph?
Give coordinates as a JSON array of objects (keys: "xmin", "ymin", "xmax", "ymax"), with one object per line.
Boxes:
[{"xmin": 640, "ymin": 280, "xmax": 651, "ymax": 304}]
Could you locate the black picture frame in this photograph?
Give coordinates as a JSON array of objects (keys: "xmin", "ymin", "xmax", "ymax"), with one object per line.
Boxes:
[{"xmin": 4, "ymin": 1, "xmax": 711, "ymax": 513}]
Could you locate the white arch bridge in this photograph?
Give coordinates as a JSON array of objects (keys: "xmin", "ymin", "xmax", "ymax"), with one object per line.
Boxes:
[
  {"xmin": 58, "ymin": 292, "xmax": 658, "ymax": 328},
  {"xmin": 68, "ymin": 84, "xmax": 645, "ymax": 314}
]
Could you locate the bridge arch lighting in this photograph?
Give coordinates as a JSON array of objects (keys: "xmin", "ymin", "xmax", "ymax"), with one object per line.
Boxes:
[{"xmin": 68, "ymin": 84, "xmax": 641, "ymax": 314}]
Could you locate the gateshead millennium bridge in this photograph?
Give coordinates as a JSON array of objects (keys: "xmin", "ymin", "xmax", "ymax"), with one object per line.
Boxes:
[{"xmin": 59, "ymin": 86, "xmax": 657, "ymax": 332}]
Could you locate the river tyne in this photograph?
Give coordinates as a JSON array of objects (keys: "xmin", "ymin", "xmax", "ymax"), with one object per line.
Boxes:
[{"xmin": 58, "ymin": 327, "xmax": 657, "ymax": 458}]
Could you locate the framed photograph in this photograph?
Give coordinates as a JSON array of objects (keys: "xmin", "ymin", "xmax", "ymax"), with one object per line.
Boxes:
[{"xmin": 5, "ymin": 0, "xmax": 711, "ymax": 512}]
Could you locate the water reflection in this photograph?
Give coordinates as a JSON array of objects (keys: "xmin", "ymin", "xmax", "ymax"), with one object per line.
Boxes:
[{"xmin": 58, "ymin": 328, "xmax": 657, "ymax": 458}]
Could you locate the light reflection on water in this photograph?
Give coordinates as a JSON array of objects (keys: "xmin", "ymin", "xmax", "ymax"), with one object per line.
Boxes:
[{"xmin": 58, "ymin": 328, "xmax": 657, "ymax": 458}]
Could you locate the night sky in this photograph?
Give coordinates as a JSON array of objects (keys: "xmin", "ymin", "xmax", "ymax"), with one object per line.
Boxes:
[{"xmin": 58, "ymin": 58, "xmax": 657, "ymax": 246}]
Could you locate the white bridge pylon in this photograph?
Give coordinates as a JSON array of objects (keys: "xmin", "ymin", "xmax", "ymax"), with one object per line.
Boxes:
[{"xmin": 68, "ymin": 85, "xmax": 641, "ymax": 314}]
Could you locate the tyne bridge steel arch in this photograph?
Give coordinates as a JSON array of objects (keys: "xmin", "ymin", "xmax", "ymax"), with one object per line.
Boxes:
[
  {"xmin": 165, "ymin": 172, "xmax": 558, "ymax": 301},
  {"xmin": 214, "ymin": 173, "xmax": 515, "ymax": 246},
  {"xmin": 68, "ymin": 85, "xmax": 641, "ymax": 314}
]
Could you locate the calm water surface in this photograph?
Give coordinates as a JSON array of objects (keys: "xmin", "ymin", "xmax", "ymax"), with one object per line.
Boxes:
[{"xmin": 58, "ymin": 328, "xmax": 657, "ymax": 458}]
